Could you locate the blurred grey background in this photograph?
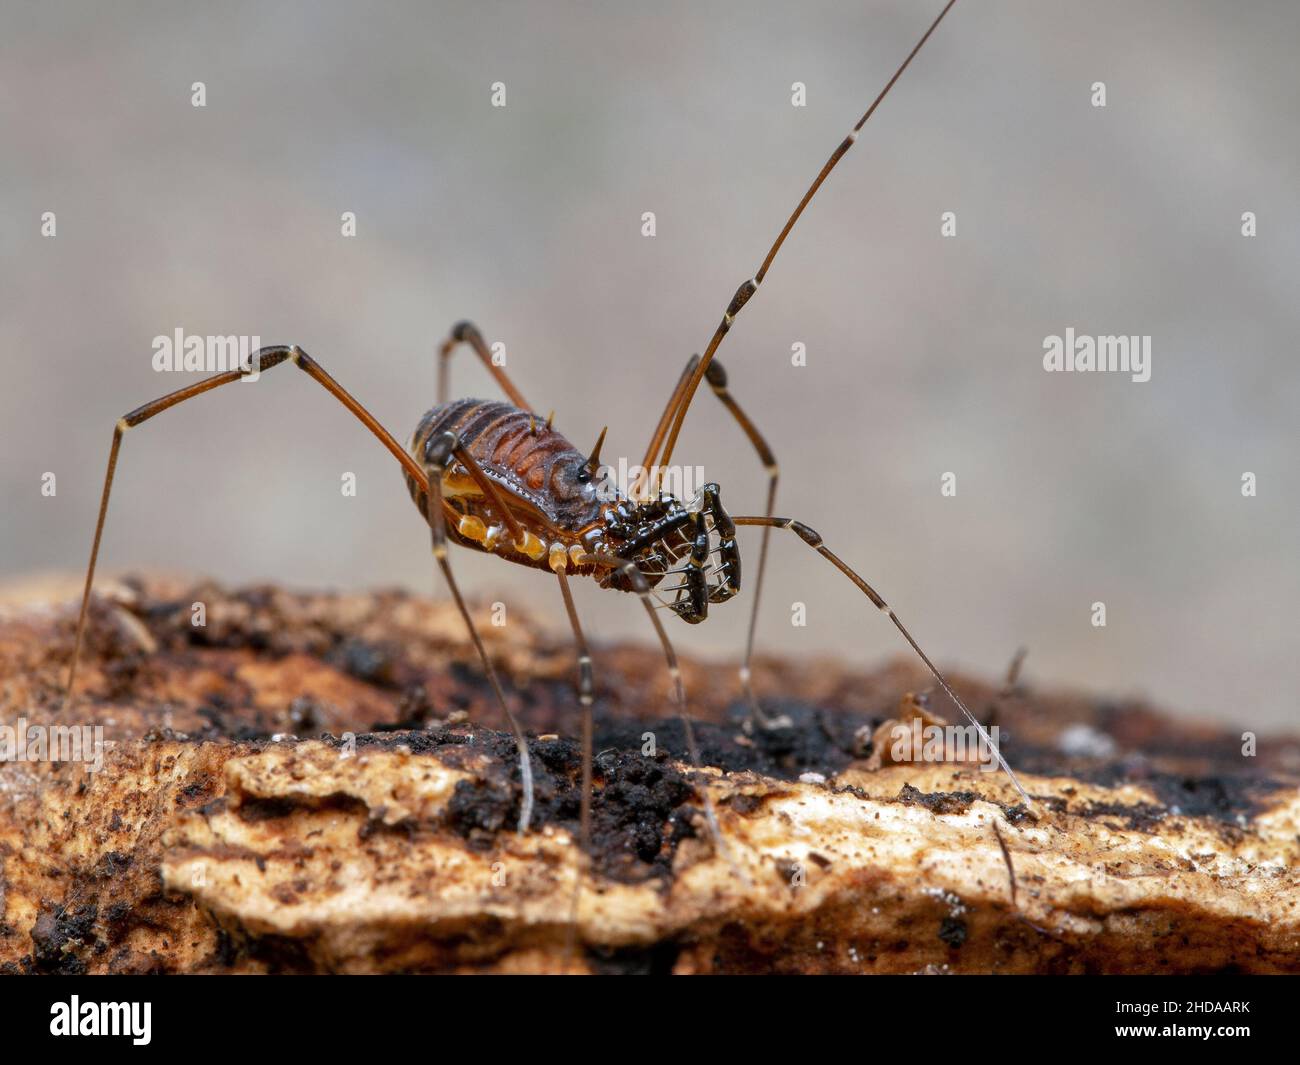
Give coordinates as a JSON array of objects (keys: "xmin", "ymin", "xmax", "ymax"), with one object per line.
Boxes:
[{"xmin": 2, "ymin": 0, "xmax": 1296, "ymax": 727}]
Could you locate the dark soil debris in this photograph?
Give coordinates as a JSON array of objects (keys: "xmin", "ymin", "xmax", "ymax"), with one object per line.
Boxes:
[
  {"xmin": 898, "ymin": 782, "xmax": 978, "ymax": 815},
  {"xmin": 30, "ymin": 902, "xmax": 98, "ymax": 975},
  {"xmin": 358, "ymin": 726, "xmax": 702, "ymax": 883},
  {"xmin": 938, "ymin": 916, "xmax": 968, "ymax": 949}
]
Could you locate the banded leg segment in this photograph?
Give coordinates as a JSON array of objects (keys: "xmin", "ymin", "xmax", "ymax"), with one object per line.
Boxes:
[
  {"xmin": 65, "ymin": 345, "xmax": 427, "ymax": 703},
  {"xmin": 555, "ymin": 567, "xmax": 595, "ymax": 850},
  {"xmin": 424, "ymin": 431, "xmax": 536, "ymax": 833},
  {"xmin": 437, "ymin": 320, "xmax": 531, "ymax": 411},
  {"xmin": 556, "ymin": 565, "xmax": 594, "ymax": 965},
  {"xmin": 731, "ymin": 514, "xmax": 1036, "ymax": 811}
]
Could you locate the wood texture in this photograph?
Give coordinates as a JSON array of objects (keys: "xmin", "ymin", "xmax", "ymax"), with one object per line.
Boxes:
[{"xmin": 1, "ymin": 576, "xmax": 1297, "ymax": 973}]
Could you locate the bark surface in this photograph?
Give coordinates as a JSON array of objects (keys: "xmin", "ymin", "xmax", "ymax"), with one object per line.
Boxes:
[{"xmin": 1, "ymin": 576, "xmax": 1296, "ymax": 974}]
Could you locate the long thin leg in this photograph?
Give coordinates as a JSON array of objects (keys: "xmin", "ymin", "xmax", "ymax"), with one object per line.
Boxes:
[
  {"xmin": 577, "ymin": 551, "xmax": 737, "ymax": 873},
  {"xmin": 731, "ymin": 514, "xmax": 1037, "ymax": 813},
  {"xmin": 699, "ymin": 362, "xmax": 784, "ymax": 729},
  {"xmin": 413, "ymin": 436, "xmax": 528, "ymax": 549},
  {"xmin": 437, "ymin": 320, "xmax": 531, "ymax": 411},
  {"xmin": 642, "ymin": 354, "xmax": 785, "ymax": 727},
  {"xmin": 65, "ymin": 345, "xmax": 428, "ymax": 704},
  {"xmin": 655, "ymin": 0, "xmax": 959, "ymax": 472},
  {"xmin": 555, "ymin": 568, "xmax": 594, "ymax": 849},
  {"xmin": 423, "ymin": 433, "xmax": 535, "ymax": 833},
  {"xmin": 634, "ymin": 355, "xmax": 698, "ymax": 500},
  {"xmin": 556, "ymin": 566, "xmax": 594, "ymax": 967}
]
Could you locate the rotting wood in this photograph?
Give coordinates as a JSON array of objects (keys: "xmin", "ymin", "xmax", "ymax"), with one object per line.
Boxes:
[{"xmin": 1, "ymin": 576, "xmax": 1297, "ymax": 974}]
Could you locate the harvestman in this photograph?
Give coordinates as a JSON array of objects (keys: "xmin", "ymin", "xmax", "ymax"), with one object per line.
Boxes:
[{"xmin": 65, "ymin": 0, "xmax": 1032, "ymax": 870}]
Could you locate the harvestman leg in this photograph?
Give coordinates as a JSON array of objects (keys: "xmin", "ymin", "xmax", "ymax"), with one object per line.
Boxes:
[
  {"xmin": 437, "ymin": 320, "xmax": 532, "ymax": 411},
  {"xmin": 65, "ymin": 345, "xmax": 428, "ymax": 701},
  {"xmin": 556, "ymin": 566, "xmax": 595, "ymax": 961},
  {"xmin": 555, "ymin": 569, "xmax": 595, "ymax": 849},
  {"xmin": 422, "ymin": 432, "xmax": 537, "ymax": 832},
  {"xmin": 633, "ymin": 355, "xmax": 698, "ymax": 500},
  {"xmin": 63, "ymin": 345, "xmax": 539, "ymax": 833},
  {"xmin": 653, "ymin": 0, "xmax": 958, "ymax": 473},
  {"xmin": 639, "ymin": 354, "xmax": 785, "ymax": 729},
  {"xmin": 730, "ymin": 514, "xmax": 1037, "ymax": 812},
  {"xmin": 629, "ymin": 0, "xmax": 959, "ymax": 744},
  {"xmin": 699, "ymin": 361, "xmax": 785, "ymax": 729}
]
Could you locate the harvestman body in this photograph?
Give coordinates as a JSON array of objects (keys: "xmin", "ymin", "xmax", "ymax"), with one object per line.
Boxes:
[{"xmin": 65, "ymin": 0, "xmax": 1031, "ymax": 873}]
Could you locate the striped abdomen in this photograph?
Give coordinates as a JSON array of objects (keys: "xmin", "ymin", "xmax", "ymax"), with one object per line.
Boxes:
[{"xmin": 407, "ymin": 399, "xmax": 607, "ymax": 565}]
